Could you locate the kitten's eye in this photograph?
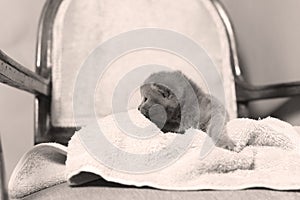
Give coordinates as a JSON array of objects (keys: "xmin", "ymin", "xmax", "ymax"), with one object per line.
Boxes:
[
  {"xmin": 144, "ymin": 97, "xmax": 148, "ymax": 102},
  {"xmin": 160, "ymin": 91, "xmax": 170, "ymax": 98},
  {"xmin": 158, "ymin": 88, "xmax": 170, "ymax": 99}
]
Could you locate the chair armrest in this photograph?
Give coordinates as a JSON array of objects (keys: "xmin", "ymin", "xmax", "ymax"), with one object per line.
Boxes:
[
  {"xmin": 0, "ymin": 50, "xmax": 50, "ymax": 96},
  {"xmin": 236, "ymin": 78, "xmax": 300, "ymax": 102}
]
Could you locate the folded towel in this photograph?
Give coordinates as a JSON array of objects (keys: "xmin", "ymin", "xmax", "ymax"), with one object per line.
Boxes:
[
  {"xmin": 66, "ymin": 129, "xmax": 255, "ymax": 188},
  {"xmin": 8, "ymin": 143, "xmax": 67, "ymax": 199},
  {"xmin": 8, "ymin": 110, "xmax": 300, "ymax": 198},
  {"xmin": 228, "ymin": 117, "xmax": 300, "ymax": 152},
  {"xmin": 66, "ymin": 110, "xmax": 300, "ymax": 190}
]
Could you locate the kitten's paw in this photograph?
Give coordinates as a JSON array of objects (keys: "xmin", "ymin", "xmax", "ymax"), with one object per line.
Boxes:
[{"xmin": 216, "ymin": 138, "xmax": 236, "ymax": 151}]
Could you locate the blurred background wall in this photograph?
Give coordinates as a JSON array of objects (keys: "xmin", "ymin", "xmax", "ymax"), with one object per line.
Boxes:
[
  {"xmin": 0, "ymin": 0, "xmax": 300, "ymax": 183},
  {"xmin": 221, "ymin": 0, "xmax": 300, "ymax": 122}
]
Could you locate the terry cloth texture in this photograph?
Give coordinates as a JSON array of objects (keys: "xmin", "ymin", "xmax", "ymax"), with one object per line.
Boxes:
[{"xmin": 8, "ymin": 110, "xmax": 300, "ymax": 198}]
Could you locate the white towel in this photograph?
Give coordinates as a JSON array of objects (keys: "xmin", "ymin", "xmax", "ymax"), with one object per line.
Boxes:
[
  {"xmin": 8, "ymin": 110, "xmax": 300, "ymax": 199},
  {"xmin": 66, "ymin": 110, "xmax": 300, "ymax": 189},
  {"xmin": 8, "ymin": 143, "xmax": 67, "ymax": 199}
]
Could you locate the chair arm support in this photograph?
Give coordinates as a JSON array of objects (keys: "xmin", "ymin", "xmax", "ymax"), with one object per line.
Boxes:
[
  {"xmin": 236, "ymin": 79, "xmax": 300, "ymax": 102},
  {"xmin": 0, "ymin": 50, "xmax": 50, "ymax": 96}
]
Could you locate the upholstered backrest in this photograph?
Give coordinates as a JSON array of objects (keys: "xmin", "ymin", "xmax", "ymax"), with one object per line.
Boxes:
[{"xmin": 50, "ymin": 0, "xmax": 237, "ymax": 127}]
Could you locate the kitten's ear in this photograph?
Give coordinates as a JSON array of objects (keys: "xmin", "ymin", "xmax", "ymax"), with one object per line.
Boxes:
[
  {"xmin": 140, "ymin": 84, "xmax": 147, "ymax": 92},
  {"xmin": 151, "ymin": 83, "xmax": 171, "ymax": 98}
]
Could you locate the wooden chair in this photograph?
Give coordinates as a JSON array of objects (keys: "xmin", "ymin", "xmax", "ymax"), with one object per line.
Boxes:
[{"xmin": 1, "ymin": 0, "xmax": 300, "ymax": 199}]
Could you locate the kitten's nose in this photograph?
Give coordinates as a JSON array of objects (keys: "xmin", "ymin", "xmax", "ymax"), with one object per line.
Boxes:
[{"xmin": 138, "ymin": 105, "xmax": 141, "ymax": 111}]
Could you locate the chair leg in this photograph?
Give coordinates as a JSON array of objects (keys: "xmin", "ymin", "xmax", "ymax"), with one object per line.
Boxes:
[{"xmin": 0, "ymin": 136, "xmax": 8, "ymax": 200}]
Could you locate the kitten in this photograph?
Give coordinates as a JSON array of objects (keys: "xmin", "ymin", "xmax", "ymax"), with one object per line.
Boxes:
[{"xmin": 138, "ymin": 70, "xmax": 235, "ymax": 150}]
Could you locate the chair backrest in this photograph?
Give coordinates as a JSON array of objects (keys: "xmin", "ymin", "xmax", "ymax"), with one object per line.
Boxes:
[{"xmin": 36, "ymin": 0, "xmax": 240, "ymax": 144}]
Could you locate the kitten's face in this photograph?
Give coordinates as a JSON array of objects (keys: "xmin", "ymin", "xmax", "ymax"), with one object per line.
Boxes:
[{"xmin": 138, "ymin": 83, "xmax": 180, "ymax": 128}]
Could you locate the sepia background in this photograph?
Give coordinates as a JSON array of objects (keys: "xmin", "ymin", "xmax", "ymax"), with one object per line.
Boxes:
[{"xmin": 1, "ymin": 0, "xmax": 300, "ymax": 182}]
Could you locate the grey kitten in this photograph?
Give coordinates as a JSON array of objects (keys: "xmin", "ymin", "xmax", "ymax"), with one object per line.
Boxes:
[{"xmin": 138, "ymin": 70, "xmax": 235, "ymax": 150}]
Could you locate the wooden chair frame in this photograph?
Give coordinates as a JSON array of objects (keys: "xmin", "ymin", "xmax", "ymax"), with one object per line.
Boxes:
[{"xmin": 1, "ymin": 0, "xmax": 300, "ymax": 146}]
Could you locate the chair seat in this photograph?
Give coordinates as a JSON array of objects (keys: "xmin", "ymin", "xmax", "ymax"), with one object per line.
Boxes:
[{"xmin": 20, "ymin": 179, "xmax": 300, "ymax": 200}]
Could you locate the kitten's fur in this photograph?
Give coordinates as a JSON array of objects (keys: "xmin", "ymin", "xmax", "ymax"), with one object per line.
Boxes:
[{"xmin": 138, "ymin": 70, "xmax": 235, "ymax": 150}]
